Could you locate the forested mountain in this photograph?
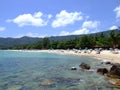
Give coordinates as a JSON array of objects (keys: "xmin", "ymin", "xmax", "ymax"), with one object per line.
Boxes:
[
  {"xmin": 0, "ymin": 37, "xmax": 41, "ymax": 49},
  {"xmin": 0, "ymin": 29, "xmax": 120, "ymax": 49}
]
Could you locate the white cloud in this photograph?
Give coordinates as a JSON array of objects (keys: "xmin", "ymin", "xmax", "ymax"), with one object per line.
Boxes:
[
  {"xmin": 109, "ymin": 25, "xmax": 118, "ymax": 30},
  {"xmin": 52, "ymin": 10, "xmax": 83, "ymax": 28},
  {"xmin": 7, "ymin": 12, "xmax": 52, "ymax": 27},
  {"xmin": 82, "ymin": 20, "xmax": 100, "ymax": 29},
  {"xmin": 59, "ymin": 20, "xmax": 100, "ymax": 36},
  {"xmin": 48, "ymin": 14, "xmax": 52, "ymax": 19},
  {"xmin": 16, "ymin": 32, "xmax": 47, "ymax": 38},
  {"xmin": 114, "ymin": 5, "xmax": 120, "ymax": 19},
  {"xmin": 59, "ymin": 31, "xmax": 70, "ymax": 36},
  {"xmin": 0, "ymin": 26, "xmax": 6, "ymax": 31},
  {"xmin": 72, "ymin": 28, "xmax": 89, "ymax": 35},
  {"xmin": 60, "ymin": 28, "xmax": 89, "ymax": 36}
]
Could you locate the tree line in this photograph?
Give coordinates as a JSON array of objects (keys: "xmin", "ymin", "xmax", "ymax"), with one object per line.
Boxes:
[{"xmin": 11, "ymin": 30, "xmax": 120, "ymax": 50}]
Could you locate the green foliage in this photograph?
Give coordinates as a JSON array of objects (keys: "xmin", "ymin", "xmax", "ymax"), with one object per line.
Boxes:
[
  {"xmin": 109, "ymin": 30, "xmax": 119, "ymax": 48},
  {"xmin": 1, "ymin": 29, "xmax": 120, "ymax": 50},
  {"xmin": 77, "ymin": 35, "xmax": 95, "ymax": 49},
  {"xmin": 42, "ymin": 37, "xmax": 50, "ymax": 49}
]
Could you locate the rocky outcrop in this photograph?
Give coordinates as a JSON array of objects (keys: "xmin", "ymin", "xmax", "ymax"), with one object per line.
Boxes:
[
  {"xmin": 109, "ymin": 63, "xmax": 120, "ymax": 77},
  {"xmin": 105, "ymin": 63, "xmax": 120, "ymax": 87},
  {"xmin": 97, "ymin": 68, "xmax": 108, "ymax": 75},
  {"xmin": 105, "ymin": 75, "xmax": 120, "ymax": 87},
  {"xmin": 79, "ymin": 63, "xmax": 90, "ymax": 70}
]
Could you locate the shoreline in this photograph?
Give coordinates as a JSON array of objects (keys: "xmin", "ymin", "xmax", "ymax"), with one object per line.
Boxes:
[
  {"xmin": 2, "ymin": 49, "xmax": 120, "ymax": 63},
  {"xmin": 47, "ymin": 50, "xmax": 120, "ymax": 63}
]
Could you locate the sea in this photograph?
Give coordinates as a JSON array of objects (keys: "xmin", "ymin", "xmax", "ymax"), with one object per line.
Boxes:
[{"xmin": 0, "ymin": 50, "xmax": 119, "ymax": 90}]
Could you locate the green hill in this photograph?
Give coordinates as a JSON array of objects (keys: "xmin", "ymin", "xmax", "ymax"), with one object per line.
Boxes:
[{"xmin": 0, "ymin": 29, "xmax": 119, "ymax": 49}]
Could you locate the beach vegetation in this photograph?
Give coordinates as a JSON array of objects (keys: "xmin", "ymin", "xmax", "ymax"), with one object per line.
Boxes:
[{"xmin": 3, "ymin": 29, "xmax": 120, "ymax": 50}]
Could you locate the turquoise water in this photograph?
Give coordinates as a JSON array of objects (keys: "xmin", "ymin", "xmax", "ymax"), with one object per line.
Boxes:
[{"xmin": 0, "ymin": 50, "xmax": 119, "ymax": 90}]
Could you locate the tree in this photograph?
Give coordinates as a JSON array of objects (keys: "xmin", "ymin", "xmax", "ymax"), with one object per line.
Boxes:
[
  {"xmin": 51, "ymin": 41, "xmax": 59, "ymax": 49},
  {"xmin": 109, "ymin": 30, "xmax": 117, "ymax": 48},
  {"xmin": 57, "ymin": 41, "xmax": 66, "ymax": 49},
  {"xmin": 78, "ymin": 35, "xmax": 95, "ymax": 49},
  {"xmin": 42, "ymin": 37, "xmax": 50, "ymax": 49}
]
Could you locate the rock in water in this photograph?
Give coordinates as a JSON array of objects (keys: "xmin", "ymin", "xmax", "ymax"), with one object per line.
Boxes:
[
  {"xmin": 105, "ymin": 75, "xmax": 120, "ymax": 87},
  {"xmin": 105, "ymin": 63, "xmax": 120, "ymax": 87},
  {"xmin": 71, "ymin": 67, "xmax": 77, "ymax": 70},
  {"xmin": 110, "ymin": 64, "xmax": 120, "ymax": 77},
  {"xmin": 79, "ymin": 63, "xmax": 90, "ymax": 70},
  {"xmin": 41, "ymin": 79, "xmax": 54, "ymax": 86},
  {"xmin": 97, "ymin": 68, "xmax": 108, "ymax": 75}
]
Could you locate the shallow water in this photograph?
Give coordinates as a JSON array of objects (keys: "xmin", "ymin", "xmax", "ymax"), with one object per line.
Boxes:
[{"xmin": 0, "ymin": 50, "xmax": 119, "ymax": 90}]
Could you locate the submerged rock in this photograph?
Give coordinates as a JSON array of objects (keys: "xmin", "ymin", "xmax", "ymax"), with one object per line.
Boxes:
[
  {"xmin": 97, "ymin": 68, "xmax": 108, "ymax": 75},
  {"xmin": 40, "ymin": 79, "xmax": 55, "ymax": 86},
  {"xmin": 7, "ymin": 85, "xmax": 22, "ymax": 90},
  {"xmin": 53, "ymin": 77, "xmax": 81, "ymax": 86},
  {"xmin": 105, "ymin": 75, "xmax": 120, "ymax": 87},
  {"xmin": 79, "ymin": 63, "xmax": 90, "ymax": 70}
]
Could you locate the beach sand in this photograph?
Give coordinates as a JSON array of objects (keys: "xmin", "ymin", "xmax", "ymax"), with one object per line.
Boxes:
[{"xmin": 42, "ymin": 49, "xmax": 120, "ymax": 63}]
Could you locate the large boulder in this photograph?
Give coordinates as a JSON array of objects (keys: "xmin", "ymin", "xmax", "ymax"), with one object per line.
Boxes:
[
  {"xmin": 79, "ymin": 63, "xmax": 90, "ymax": 70},
  {"xmin": 105, "ymin": 75, "xmax": 120, "ymax": 87},
  {"xmin": 109, "ymin": 63, "xmax": 120, "ymax": 77},
  {"xmin": 105, "ymin": 63, "xmax": 120, "ymax": 87},
  {"xmin": 97, "ymin": 68, "xmax": 108, "ymax": 75}
]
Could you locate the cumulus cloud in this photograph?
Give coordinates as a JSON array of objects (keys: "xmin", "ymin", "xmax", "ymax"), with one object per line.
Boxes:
[
  {"xmin": 52, "ymin": 10, "xmax": 83, "ymax": 28},
  {"xmin": 60, "ymin": 28, "xmax": 90, "ymax": 36},
  {"xmin": 0, "ymin": 26, "xmax": 6, "ymax": 31},
  {"xmin": 114, "ymin": 5, "xmax": 120, "ymax": 19},
  {"xmin": 82, "ymin": 21, "xmax": 100, "ymax": 29},
  {"xmin": 16, "ymin": 32, "xmax": 47, "ymax": 38},
  {"xmin": 7, "ymin": 12, "xmax": 52, "ymax": 27},
  {"xmin": 60, "ymin": 28, "xmax": 89, "ymax": 36},
  {"xmin": 109, "ymin": 25, "xmax": 118, "ymax": 30},
  {"xmin": 60, "ymin": 20, "xmax": 100, "ymax": 36},
  {"xmin": 72, "ymin": 28, "xmax": 89, "ymax": 35},
  {"xmin": 59, "ymin": 31, "xmax": 70, "ymax": 36}
]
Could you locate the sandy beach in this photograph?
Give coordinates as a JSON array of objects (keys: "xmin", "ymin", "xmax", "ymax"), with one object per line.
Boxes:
[{"xmin": 39, "ymin": 49, "xmax": 120, "ymax": 63}]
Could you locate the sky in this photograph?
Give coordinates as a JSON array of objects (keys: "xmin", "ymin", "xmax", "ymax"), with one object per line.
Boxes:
[{"xmin": 0, "ymin": 0, "xmax": 120, "ymax": 38}]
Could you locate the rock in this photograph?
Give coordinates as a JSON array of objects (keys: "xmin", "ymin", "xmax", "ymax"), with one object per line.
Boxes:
[
  {"xmin": 7, "ymin": 85, "xmax": 22, "ymax": 90},
  {"xmin": 79, "ymin": 63, "xmax": 90, "ymax": 70},
  {"xmin": 109, "ymin": 64, "xmax": 120, "ymax": 77},
  {"xmin": 71, "ymin": 67, "xmax": 77, "ymax": 70},
  {"xmin": 53, "ymin": 77, "xmax": 81, "ymax": 86},
  {"xmin": 97, "ymin": 68, "xmax": 108, "ymax": 75},
  {"xmin": 101, "ymin": 61, "xmax": 112, "ymax": 65},
  {"xmin": 105, "ymin": 75, "xmax": 120, "ymax": 87},
  {"xmin": 105, "ymin": 61, "xmax": 112, "ymax": 65},
  {"xmin": 41, "ymin": 79, "xmax": 54, "ymax": 86},
  {"xmin": 105, "ymin": 63, "xmax": 120, "ymax": 87}
]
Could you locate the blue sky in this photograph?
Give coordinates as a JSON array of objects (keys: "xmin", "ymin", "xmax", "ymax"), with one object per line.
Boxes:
[{"xmin": 0, "ymin": 0, "xmax": 120, "ymax": 38}]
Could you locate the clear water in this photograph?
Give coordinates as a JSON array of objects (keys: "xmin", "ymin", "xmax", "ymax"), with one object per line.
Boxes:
[{"xmin": 0, "ymin": 50, "xmax": 119, "ymax": 90}]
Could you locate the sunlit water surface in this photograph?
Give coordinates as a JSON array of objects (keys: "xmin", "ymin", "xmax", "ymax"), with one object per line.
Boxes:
[{"xmin": 0, "ymin": 50, "xmax": 119, "ymax": 90}]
